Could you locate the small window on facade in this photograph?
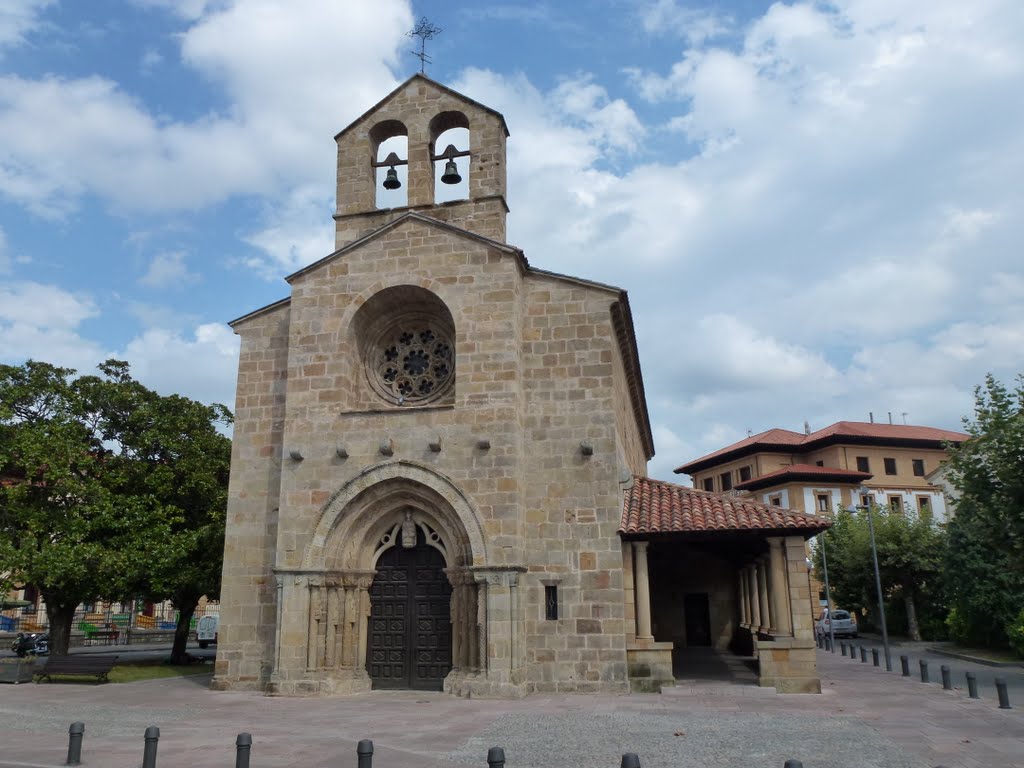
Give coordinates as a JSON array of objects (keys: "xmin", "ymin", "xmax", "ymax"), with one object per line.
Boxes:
[
  {"xmin": 815, "ymin": 460, "xmax": 824, "ymax": 467},
  {"xmin": 739, "ymin": 466, "xmax": 752, "ymax": 482},
  {"xmin": 917, "ymin": 496, "xmax": 931, "ymax": 516},
  {"xmin": 856, "ymin": 456, "xmax": 870, "ymax": 473},
  {"xmin": 817, "ymin": 493, "xmax": 831, "ymax": 513},
  {"xmin": 544, "ymin": 585, "xmax": 558, "ymax": 620},
  {"xmin": 884, "ymin": 457, "xmax": 897, "ymax": 475},
  {"xmin": 702, "ymin": 477, "xmax": 714, "ymax": 492},
  {"xmin": 912, "ymin": 459, "xmax": 925, "ymax": 476},
  {"xmin": 720, "ymin": 471, "xmax": 733, "ymax": 491},
  {"xmin": 888, "ymin": 495, "xmax": 903, "ymax": 511},
  {"xmin": 770, "ymin": 495, "xmax": 782, "ymax": 506},
  {"xmin": 860, "ymin": 493, "xmax": 873, "ymax": 508}
]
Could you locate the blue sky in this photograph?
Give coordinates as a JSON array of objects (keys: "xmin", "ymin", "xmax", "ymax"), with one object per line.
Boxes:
[{"xmin": 1, "ymin": 0, "xmax": 1022, "ymax": 480}]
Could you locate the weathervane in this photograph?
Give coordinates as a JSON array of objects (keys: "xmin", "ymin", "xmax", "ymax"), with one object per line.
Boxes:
[{"xmin": 408, "ymin": 16, "xmax": 442, "ymax": 73}]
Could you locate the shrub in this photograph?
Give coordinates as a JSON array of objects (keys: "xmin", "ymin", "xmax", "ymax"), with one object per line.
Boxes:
[{"xmin": 1006, "ymin": 609, "xmax": 1024, "ymax": 658}]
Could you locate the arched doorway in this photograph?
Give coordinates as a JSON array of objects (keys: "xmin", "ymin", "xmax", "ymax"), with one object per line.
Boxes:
[{"xmin": 367, "ymin": 527, "xmax": 453, "ymax": 689}]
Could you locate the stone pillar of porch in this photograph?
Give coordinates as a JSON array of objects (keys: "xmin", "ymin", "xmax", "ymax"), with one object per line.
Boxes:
[
  {"xmin": 747, "ymin": 564, "xmax": 761, "ymax": 632},
  {"xmin": 738, "ymin": 571, "xmax": 749, "ymax": 628},
  {"xmin": 756, "ymin": 557, "xmax": 772, "ymax": 634},
  {"xmin": 768, "ymin": 537, "xmax": 793, "ymax": 636},
  {"xmin": 633, "ymin": 542, "xmax": 653, "ymax": 641}
]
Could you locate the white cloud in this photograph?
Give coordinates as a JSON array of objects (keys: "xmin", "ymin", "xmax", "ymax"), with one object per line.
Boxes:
[
  {"xmin": 139, "ymin": 251, "xmax": 200, "ymax": 288},
  {"xmin": 639, "ymin": 0, "xmax": 732, "ymax": 45},
  {"xmin": 0, "ymin": 0, "xmax": 53, "ymax": 54},
  {"xmin": 240, "ymin": 184, "xmax": 335, "ymax": 278},
  {"xmin": 0, "ymin": 281, "xmax": 106, "ymax": 370}
]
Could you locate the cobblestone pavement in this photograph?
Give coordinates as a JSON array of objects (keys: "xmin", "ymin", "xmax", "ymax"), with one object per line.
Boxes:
[{"xmin": 0, "ymin": 648, "xmax": 1021, "ymax": 768}]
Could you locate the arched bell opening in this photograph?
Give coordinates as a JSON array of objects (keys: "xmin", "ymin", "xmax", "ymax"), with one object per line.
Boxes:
[
  {"xmin": 429, "ymin": 111, "xmax": 470, "ymax": 203},
  {"xmin": 371, "ymin": 119, "xmax": 408, "ymax": 209}
]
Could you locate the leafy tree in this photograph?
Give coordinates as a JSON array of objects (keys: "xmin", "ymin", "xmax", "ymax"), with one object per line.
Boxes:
[
  {"xmin": 0, "ymin": 360, "xmax": 230, "ymax": 659},
  {"xmin": 814, "ymin": 503, "xmax": 946, "ymax": 641},
  {"xmin": 944, "ymin": 374, "xmax": 1024, "ymax": 649}
]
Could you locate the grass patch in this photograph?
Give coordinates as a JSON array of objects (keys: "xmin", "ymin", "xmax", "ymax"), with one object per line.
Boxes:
[{"xmin": 36, "ymin": 660, "xmax": 213, "ymax": 685}]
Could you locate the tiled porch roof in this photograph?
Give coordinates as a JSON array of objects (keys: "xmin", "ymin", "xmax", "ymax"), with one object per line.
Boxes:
[{"xmin": 620, "ymin": 476, "xmax": 830, "ymax": 536}]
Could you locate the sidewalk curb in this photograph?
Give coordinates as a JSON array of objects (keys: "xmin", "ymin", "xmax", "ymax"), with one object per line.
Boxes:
[{"xmin": 926, "ymin": 647, "xmax": 1024, "ymax": 668}]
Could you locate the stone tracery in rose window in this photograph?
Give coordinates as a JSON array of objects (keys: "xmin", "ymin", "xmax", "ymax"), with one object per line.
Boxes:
[{"xmin": 372, "ymin": 325, "xmax": 454, "ymax": 403}]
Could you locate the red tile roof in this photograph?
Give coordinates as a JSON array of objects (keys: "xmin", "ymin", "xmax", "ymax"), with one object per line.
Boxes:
[
  {"xmin": 620, "ymin": 476, "xmax": 830, "ymax": 536},
  {"xmin": 734, "ymin": 463, "xmax": 871, "ymax": 491},
  {"xmin": 676, "ymin": 421, "xmax": 967, "ymax": 475}
]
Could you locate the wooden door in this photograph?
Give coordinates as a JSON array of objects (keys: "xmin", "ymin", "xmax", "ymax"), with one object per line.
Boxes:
[{"xmin": 367, "ymin": 531, "xmax": 452, "ymax": 689}]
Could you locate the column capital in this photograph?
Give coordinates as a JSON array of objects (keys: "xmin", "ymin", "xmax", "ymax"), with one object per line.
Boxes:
[{"xmin": 767, "ymin": 536, "xmax": 784, "ymax": 550}]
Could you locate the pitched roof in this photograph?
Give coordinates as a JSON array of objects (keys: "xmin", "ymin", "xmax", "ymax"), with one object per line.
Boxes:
[
  {"xmin": 620, "ymin": 476, "xmax": 829, "ymax": 537},
  {"xmin": 676, "ymin": 421, "xmax": 967, "ymax": 475},
  {"xmin": 734, "ymin": 464, "xmax": 872, "ymax": 492}
]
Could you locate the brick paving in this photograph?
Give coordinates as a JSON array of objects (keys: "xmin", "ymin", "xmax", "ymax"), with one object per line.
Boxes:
[{"xmin": 0, "ymin": 648, "xmax": 1021, "ymax": 768}]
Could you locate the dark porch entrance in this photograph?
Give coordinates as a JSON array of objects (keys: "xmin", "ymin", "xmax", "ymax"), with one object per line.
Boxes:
[{"xmin": 367, "ymin": 532, "xmax": 452, "ymax": 690}]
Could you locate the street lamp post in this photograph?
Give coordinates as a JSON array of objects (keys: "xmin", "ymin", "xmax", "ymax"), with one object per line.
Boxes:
[
  {"xmin": 819, "ymin": 534, "xmax": 836, "ymax": 653},
  {"xmin": 858, "ymin": 503, "xmax": 892, "ymax": 671}
]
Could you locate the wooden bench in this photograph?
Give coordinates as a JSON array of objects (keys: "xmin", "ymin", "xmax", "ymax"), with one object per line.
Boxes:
[{"xmin": 34, "ymin": 654, "xmax": 119, "ymax": 683}]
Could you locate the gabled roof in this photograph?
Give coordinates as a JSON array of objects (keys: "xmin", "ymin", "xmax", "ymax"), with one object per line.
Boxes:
[
  {"xmin": 334, "ymin": 73, "xmax": 510, "ymax": 141},
  {"xmin": 621, "ymin": 476, "xmax": 829, "ymax": 537},
  {"xmin": 676, "ymin": 421, "xmax": 968, "ymax": 475},
  {"xmin": 735, "ymin": 464, "xmax": 872, "ymax": 492}
]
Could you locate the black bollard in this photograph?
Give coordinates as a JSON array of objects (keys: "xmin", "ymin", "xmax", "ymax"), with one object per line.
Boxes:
[
  {"xmin": 825, "ymin": 635, "xmax": 833, "ymax": 652},
  {"xmin": 357, "ymin": 740, "xmax": 374, "ymax": 768},
  {"xmin": 489, "ymin": 747, "xmax": 507, "ymax": 768},
  {"xmin": 142, "ymin": 726, "xmax": 160, "ymax": 768},
  {"xmin": 784, "ymin": 760, "xmax": 804, "ymax": 768},
  {"xmin": 817, "ymin": 634, "xmax": 823, "ymax": 649},
  {"xmin": 66, "ymin": 722, "xmax": 84, "ymax": 766},
  {"xmin": 860, "ymin": 646, "xmax": 867, "ymax": 663},
  {"xmin": 900, "ymin": 655, "xmax": 910, "ymax": 676},
  {"xmin": 850, "ymin": 645, "xmax": 859, "ymax": 662},
  {"xmin": 621, "ymin": 753, "xmax": 641, "ymax": 768},
  {"xmin": 919, "ymin": 660, "xmax": 929, "ymax": 683},
  {"xmin": 872, "ymin": 648, "xmax": 879, "ymax": 667},
  {"xmin": 966, "ymin": 671, "xmax": 978, "ymax": 699},
  {"xmin": 235, "ymin": 733, "xmax": 252, "ymax": 768},
  {"xmin": 996, "ymin": 678, "xmax": 1012, "ymax": 709},
  {"xmin": 941, "ymin": 665, "xmax": 952, "ymax": 690},
  {"xmin": 841, "ymin": 641, "xmax": 847, "ymax": 656}
]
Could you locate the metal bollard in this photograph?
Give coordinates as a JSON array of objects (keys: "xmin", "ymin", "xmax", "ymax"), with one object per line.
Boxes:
[
  {"xmin": 860, "ymin": 646, "xmax": 867, "ymax": 663},
  {"xmin": 235, "ymin": 733, "xmax": 252, "ymax": 768},
  {"xmin": 357, "ymin": 739, "xmax": 374, "ymax": 768},
  {"xmin": 941, "ymin": 665, "xmax": 952, "ymax": 690},
  {"xmin": 840, "ymin": 641, "xmax": 847, "ymax": 656},
  {"xmin": 825, "ymin": 635, "xmax": 833, "ymax": 652},
  {"xmin": 919, "ymin": 660, "xmax": 929, "ymax": 683},
  {"xmin": 872, "ymin": 648, "xmax": 879, "ymax": 667},
  {"xmin": 621, "ymin": 753, "xmax": 641, "ymax": 768},
  {"xmin": 816, "ymin": 634, "xmax": 823, "ymax": 649},
  {"xmin": 489, "ymin": 747, "xmax": 507, "ymax": 768},
  {"xmin": 996, "ymin": 678, "xmax": 1012, "ymax": 709},
  {"xmin": 784, "ymin": 760, "xmax": 804, "ymax": 768},
  {"xmin": 142, "ymin": 726, "xmax": 160, "ymax": 768},
  {"xmin": 850, "ymin": 645, "xmax": 859, "ymax": 662},
  {"xmin": 66, "ymin": 722, "xmax": 84, "ymax": 766},
  {"xmin": 966, "ymin": 671, "xmax": 978, "ymax": 698},
  {"xmin": 900, "ymin": 655, "xmax": 910, "ymax": 676}
]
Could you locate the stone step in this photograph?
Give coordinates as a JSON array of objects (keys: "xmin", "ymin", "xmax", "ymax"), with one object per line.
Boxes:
[{"xmin": 661, "ymin": 682, "xmax": 777, "ymax": 697}]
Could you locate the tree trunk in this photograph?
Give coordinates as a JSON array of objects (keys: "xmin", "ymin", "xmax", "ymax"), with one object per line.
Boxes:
[
  {"xmin": 44, "ymin": 597, "xmax": 79, "ymax": 656},
  {"xmin": 171, "ymin": 599, "xmax": 197, "ymax": 665},
  {"xmin": 904, "ymin": 592, "xmax": 921, "ymax": 641}
]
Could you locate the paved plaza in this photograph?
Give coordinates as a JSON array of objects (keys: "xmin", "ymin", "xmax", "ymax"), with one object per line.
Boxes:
[{"xmin": 0, "ymin": 648, "xmax": 1021, "ymax": 768}]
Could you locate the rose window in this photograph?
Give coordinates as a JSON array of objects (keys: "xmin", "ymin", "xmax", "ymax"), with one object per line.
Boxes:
[{"xmin": 371, "ymin": 326, "xmax": 454, "ymax": 403}]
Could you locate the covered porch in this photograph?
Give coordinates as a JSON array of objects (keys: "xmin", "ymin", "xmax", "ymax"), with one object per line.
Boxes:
[{"xmin": 620, "ymin": 476, "xmax": 830, "ymax": 693}]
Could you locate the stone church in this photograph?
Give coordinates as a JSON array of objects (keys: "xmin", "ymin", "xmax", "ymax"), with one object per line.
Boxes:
[{"xmin": 213, "ymin": 74, "xmax": 826, "ymax": 697}]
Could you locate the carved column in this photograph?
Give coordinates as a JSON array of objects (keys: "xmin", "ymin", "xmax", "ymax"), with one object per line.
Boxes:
[
  {"xmin": 475, "ymin": 578, "xmax": 487, "ymax": 674},
  {"xmin": 738, "ymin": 571, "xmax": 749, "ymax": 628},
  {"xmin": 306, "ymin": 577, "xmax": 322, "ymax": 670},
  {"xmin": 768, "ymin": 537, "xmax": 792, "ymax": 636},
  {"xmin": 633, "ymin": 541, "xmax": 654, "ymax": 641},
  {"xmin": 757, "ymin": 557, "xmax": 771, "ymax": 634},
  {"xmin": 325, "ymin": 578, "xmax": 340, "ymax": 668}
]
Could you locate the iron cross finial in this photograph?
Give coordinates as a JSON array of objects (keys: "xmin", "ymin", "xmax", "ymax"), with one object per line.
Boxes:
[{"xmin": 408, "ymin": 16, "xmax": 442, "ymax": 73}]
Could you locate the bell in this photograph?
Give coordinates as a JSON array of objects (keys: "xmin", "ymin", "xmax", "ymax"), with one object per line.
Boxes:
[
  {"xmin": 382, "ymin": 165, "xmax": 401, "ymax": 190},
  {"xmin": 440, "ymin": 158, "xmax": 462, "ymax": 185}
]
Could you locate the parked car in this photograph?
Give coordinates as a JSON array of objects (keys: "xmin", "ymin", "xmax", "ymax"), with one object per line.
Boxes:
[
  {"xmin": 815, "ymin": 608, "xmax": 858, "ymax": 638},
  {"xmin": 196, "ymin": 615, "xmax": 219, "ymax": 649}
]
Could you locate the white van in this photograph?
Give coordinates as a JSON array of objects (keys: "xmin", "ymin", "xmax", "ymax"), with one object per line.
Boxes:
[{"xmin": 196, "ymin": 615, "xmax": 219, "ymax": 648}]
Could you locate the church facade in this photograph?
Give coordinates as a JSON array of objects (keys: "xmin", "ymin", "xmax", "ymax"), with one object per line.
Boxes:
[{"xmin": 213, "ymin": 75, "xmax": 825, "ymax": 697}]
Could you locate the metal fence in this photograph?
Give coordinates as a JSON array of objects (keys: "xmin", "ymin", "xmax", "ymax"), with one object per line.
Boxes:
[
  {"xmin": 60, "ymin": 726, "xmax": 813, "ymax": 768},
  {"xmin": 0, "ymin": 602, "xmax": 219, "ymax": 642}
]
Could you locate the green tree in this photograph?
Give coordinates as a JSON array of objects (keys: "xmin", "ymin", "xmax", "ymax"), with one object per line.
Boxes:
[
  {"xmin": 944, "ymin": 374, "xmax": 1024, "ymax": 649},
  {"xmin": 0, "ymin": 360, "xmax": 230, "ymax": 659},
  {"xmin": 814, "ymin": 503, "xmax": 946, "ymax": 641}
]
